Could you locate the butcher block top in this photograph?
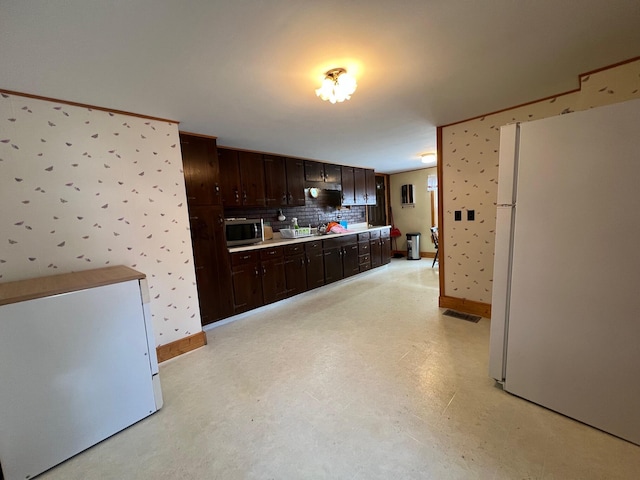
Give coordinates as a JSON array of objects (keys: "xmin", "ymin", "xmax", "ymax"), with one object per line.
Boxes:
[{"xmin": 0, "ymin": 266, "xmax": 145, "ymax": 306}]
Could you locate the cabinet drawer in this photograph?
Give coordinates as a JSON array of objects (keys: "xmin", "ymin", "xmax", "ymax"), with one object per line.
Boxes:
[
  {"xmin": 284, "ymin": 244, "xmax": 305, "ymax": 256},
  {"xmin": 323, "ymin": 237, "xmax": 344, "ymax": 249},
  {"xmin": 370, "ymin": 230, "xmax": 381, "ymax": 240},
  {"xmin": 358, "ymin": 232, "xmax": 370, "ymax": 241},
  {"xmin": 380, "ymin": 227, "xmax": 391, "ymax": 238},
  {"xmin": 324, "ymin": 234, "xmax": 357, "ymax": 249},
  {"xmin": 230, "ymin": 250, "xmax": 259, "ymax": 267},
  {"xmin": 305, "ymin": 240, "xmax": 323, "ymax": 253},
  {"xmin": 358, "ymin": 241, "xmax": 370, "ymax": 255},
  {"xmin": 359, "ymin": 252, "xmax": 371, "ymax": 273},
  {"xmin": 260, "ymin": 246, "xmax": 284, "ymax": 260}
]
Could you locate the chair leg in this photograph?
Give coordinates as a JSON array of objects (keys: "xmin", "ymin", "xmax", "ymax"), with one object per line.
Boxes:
[{"xmin": 432, "ymin": 249, "xmax": 438, "ymax": 267}]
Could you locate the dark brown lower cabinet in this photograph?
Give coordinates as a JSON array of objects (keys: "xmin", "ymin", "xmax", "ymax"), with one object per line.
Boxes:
[
  {"xmin": 323, "ymin": 235, "xmax": 359, "ymax": 282},
  {"xmin": 305, "ymin": 240, "xmax": 325, "ymax": 289},
  {"xmin": 358, "ymin": 241, "xmax": 371, "ymax": 272},
  {"xmin": 230, "ymin": 247, "xmax": 286, "ymax": 312},
  {"xmin": 323, "ymin": 245, "xmax": 343, "ymax": 284},
  {"xmin": 370, "ymin": 229, "xmax": 382, "ymax": 268},
  {"xmin": 284, "ymin": 244, "xmax": 307, "ymax": 297},
  {"xmin": 188, "ymin": 205, "xmax": 233, "ymax": 325},
  {"xmin": 381, "ymin": 229, "xmax": 392, "ymax": 265},
  {"xmin": 224, "ymin": 229, "xmax": 390, "ymax": 319},
  {"xmin": 230, "ymin": 251, "xmax": 263, "ymax": 314},
  {"xmin": 260, "ymin": 247, "xmax": 287, "ymax": 304},
  {"xmin": 342, "ymin": 241, "xmax": 360, "ymax": 278},
  {"xmin": 358, "ymin": 232, "xmax": 371, "ymax": 272}
]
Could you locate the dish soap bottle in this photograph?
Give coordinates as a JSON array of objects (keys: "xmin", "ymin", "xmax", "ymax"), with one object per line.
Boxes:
[{"xmin": 291, "ymin": 217, "xmax": 299, "ymax": 230}]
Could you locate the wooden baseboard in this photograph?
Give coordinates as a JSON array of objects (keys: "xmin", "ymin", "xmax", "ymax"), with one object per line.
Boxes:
[
  {"xmin": 156, "ymin": 331, "xmax": 207, "ymax": 363},
  {"xmin": 391, "ymin": 250, "xmax": 436, "ymax": 258},
  {"xmin": 439, "ymin": 295, "xmax": 491, "ymax": 318}
]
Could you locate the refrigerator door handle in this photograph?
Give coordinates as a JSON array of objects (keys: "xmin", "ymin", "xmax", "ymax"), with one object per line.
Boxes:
[{"xmin": 489, "ymin": 206, "xmax": 517, "ymax": 382}]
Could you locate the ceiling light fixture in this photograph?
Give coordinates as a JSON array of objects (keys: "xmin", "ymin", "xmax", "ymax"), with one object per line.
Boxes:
[
  {"xmin": 316, "ymin": 68, "xmax": 357, "ymax": 104},
  {"xmin": 421, "ymin": 153, "xmax": 436, "ymax": 164}
]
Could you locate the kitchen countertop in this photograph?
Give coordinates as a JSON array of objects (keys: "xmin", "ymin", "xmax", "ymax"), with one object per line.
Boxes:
[{"xmin": 228, "ymin": 224, "xmax": 391, "ymax": 253}]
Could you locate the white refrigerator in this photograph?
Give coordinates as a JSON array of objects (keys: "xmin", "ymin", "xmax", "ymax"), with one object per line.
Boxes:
[{"xmin": 489, "ymin": 98, "xmax": 640, "ymax": 446}]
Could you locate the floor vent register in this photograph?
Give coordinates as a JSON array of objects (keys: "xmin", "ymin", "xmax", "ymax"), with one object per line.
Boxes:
[{"xmin": 443, "ymin": 309, "xmax": 481, "ymax": 323}]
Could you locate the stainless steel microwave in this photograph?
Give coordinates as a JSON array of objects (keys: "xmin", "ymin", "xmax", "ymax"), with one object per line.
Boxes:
[{"xmin": 224, "ymin": 218, "xmax": 264, "ymax": 247}]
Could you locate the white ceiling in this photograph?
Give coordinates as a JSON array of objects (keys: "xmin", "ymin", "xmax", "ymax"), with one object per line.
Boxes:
[{"xmin": 2, "ymin": 1, "xmax": 639, "ymax": 173}]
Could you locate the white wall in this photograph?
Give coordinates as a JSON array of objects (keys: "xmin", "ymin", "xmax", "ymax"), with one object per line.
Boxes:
[
  {"xmin": 389, "ymin": 168, "xmax": 437, "ymax": 254},
  {"xmin": 0, "ymin": 92, "xmax": 201, "ymax": 346}
]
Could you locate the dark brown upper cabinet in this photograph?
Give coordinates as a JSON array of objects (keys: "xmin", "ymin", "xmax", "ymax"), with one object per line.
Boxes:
[
  {"xmin": 179, "ymin": 133, "xmax": 221, "ymax": 206},
  {"xmin": 264, "ymin": 155, "xmax": 305, "ymax": 207},
  {"xmin": 324, "ymin": 163, "xmax": 342, "ymax": 184},
  {"xmin": 304, "ymin": 160, "xmax": 341, "ymax": 185},
  {"xmin": 338, "ymin": 166, "xmax": 377, "ymax": 206},
  {"xmin": 264, "ymin": 155, "xmax": 287, "ymax": 206},
  {"xmin": 218, "ymin": 148, "xmax": 266, "ymax": 207},
  {"xmin": 365, "ymin": 169, "xmax": 377, "ymax": 206},
  {"xmin": 286, "ymin": 157, "xmax": 306, "ymax": 205},
  {"xmin": 304, "ymin": 160, "xmax": 324, "ymax": 182},
  {"xmin": 341, "ymin": 166, "xmax": 355, "ymax": 206},
  {"xmin": 354, "ymin": 168, "xmax": 367, "ymax": 205},
  {"xmin": 218, "ymin": 148, "xmax": 241, "ymax": 206}
]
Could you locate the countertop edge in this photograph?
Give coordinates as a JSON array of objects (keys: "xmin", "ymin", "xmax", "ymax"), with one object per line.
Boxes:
[
  {"xmin": 0, "ymin": 265, "xmax": 145, "ymax": 306},
  {"xmin": 228, "ymin": 225, "xmax": 391, "ymax": 253}
]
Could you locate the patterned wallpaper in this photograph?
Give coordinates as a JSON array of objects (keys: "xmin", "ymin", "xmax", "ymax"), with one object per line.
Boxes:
[
  {"xmin": 441, "ymin": 59, "xmax": 640, "ymax": 305},
  {"xmin": 0, "ymin": 93, "xmax": 201, "ymax": 346}
]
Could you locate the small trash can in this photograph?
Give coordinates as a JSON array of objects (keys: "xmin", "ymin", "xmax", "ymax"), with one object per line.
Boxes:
[{"xmin": 406, "ymin": 232, "xmax": 421, "ymax": 260}]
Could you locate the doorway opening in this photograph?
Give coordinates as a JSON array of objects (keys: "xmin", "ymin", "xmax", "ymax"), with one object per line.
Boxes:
[
  {"xmin": 428, "ymin": 173, "xmax": 439, "ymax": 267},
  {"xmin": 367, "ymin": 175, "xmax": 388, "ymax": 226}
]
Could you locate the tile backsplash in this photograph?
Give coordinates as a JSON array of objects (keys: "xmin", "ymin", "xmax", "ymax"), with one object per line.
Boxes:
[{"xmin": 226, "ymin": 189, "xmax": 366, "ymax": 231}]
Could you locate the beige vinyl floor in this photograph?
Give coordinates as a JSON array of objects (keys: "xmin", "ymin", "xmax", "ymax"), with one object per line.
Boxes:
[{"xmin": 39, "ymin": 258, "xmax": 639, "ymax": 479}]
